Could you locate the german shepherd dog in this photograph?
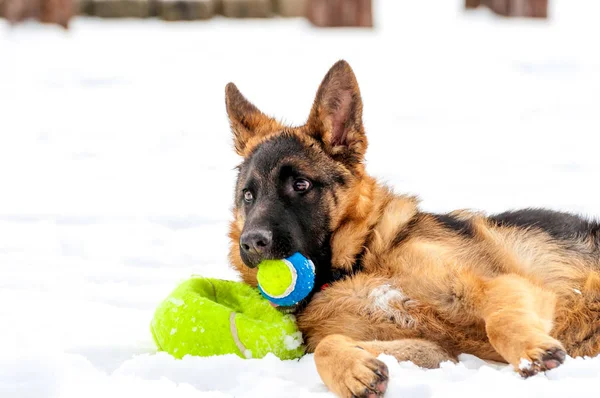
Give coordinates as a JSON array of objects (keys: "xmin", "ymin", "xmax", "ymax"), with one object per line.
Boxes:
[{"xmin": 224, "ymin": 60, "xmax": 600, "ymax": 397}]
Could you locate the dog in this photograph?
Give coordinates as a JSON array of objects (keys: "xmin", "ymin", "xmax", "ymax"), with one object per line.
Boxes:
[{"xmin": 224, "ymin": 60, "xmax": 600, "ymax": 397}]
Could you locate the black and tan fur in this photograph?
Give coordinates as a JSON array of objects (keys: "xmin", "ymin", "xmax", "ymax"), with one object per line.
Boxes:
[{"xmin": 224, "ymin": 60, "xmax": 600, "ymax": 397}]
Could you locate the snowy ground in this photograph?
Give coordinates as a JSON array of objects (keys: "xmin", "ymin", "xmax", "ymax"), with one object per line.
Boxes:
[{"xmin": 1, "ymin": 0, "xmax": 600, "ymax": 396}]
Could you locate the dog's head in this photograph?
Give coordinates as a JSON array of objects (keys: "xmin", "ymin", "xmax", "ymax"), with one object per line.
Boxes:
[{"xmin": 226, "ymin": 60, "xmax": 369, "ymax": 295}]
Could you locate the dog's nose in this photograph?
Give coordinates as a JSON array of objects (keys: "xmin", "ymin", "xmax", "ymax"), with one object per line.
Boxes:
[{"xmin": 240, "ymin": 229, "xmax": 273, "ymax": 256}]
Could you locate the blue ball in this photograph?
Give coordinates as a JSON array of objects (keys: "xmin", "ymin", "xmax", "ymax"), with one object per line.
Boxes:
[{"xmin": 257, "ymin": 252, "xmax": 316, "ymax": 307}]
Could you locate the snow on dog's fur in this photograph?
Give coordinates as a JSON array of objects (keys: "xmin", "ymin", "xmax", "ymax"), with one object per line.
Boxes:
[{"xmin": 369, "ymin": 285, "xmax": 416, "ymax": 328}]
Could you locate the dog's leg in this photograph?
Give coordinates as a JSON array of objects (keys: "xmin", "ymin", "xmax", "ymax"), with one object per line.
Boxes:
[
  {"xmin": 314, "ymin": 335, "xmax": 389, "ymax": 398},
  {"xmin": 314, "ymin": 334, "xmax": 455, "ymax": 398},
  {"xmin": 480, "ymin": 274, "xmax": 566, "ymax": 376}
]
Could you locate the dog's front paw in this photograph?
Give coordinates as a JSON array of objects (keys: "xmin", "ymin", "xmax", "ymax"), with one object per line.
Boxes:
[
  {"xmin": 517, "ymin": 344, "xmax": 566, "ymax": 377},
  {"xmin": 343, "ymin": 350, "xmax": 389, "ymax": 398},
  {"xmin": 314, "ymin": 335, "xmax": 389, "ymax": 397}
]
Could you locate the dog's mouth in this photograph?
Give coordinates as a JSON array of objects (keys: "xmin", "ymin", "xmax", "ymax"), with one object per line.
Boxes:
[
  {"xmin": 240, "ymin": 249, "xmax": 298, "ymax": 269},
  {"xmin": 268, "ymin": 297, "xmax": 306, "ymax": 315},
  {"xmin": 275, "ymin": 304, "xmax": 298, "ymax": 314},
  {"xmin": 272, "ymin": 287, "xmax": 323, "ymax": 315}
]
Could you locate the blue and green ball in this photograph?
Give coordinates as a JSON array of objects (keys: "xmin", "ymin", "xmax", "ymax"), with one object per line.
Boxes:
[{"xmin": 257, "ymin": 252, "xmax": 316, "ymax": 307}]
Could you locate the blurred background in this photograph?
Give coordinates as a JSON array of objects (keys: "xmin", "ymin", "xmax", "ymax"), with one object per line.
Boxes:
[
  {"xmin": 0, "ymin": 1, "xmax": 599, "ymax": 393},
  {"xmin": 0, "ymin": 0, "xmax": 553, "ymax": 28}
]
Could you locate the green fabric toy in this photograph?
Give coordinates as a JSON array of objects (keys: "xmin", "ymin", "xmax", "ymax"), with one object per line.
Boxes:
[{"xmin": 150, "ymin": 277, "xmax": 305, "ymax": 360}]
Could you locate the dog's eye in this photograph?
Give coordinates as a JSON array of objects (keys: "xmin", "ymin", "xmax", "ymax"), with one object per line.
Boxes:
[
  {"xmin": 292, "ymin": 178, "xmax": 312, "ymax": 192},
  {"xmin": 243, "ymin": 190, "xmax": 254, "ymax": 202}
]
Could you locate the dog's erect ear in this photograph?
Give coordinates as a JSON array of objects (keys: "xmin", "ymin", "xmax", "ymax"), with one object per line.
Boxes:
[
  {"xmin": 225, "ymin": 83, "xmax": 282, "ymax": 156},
  {"xmin": 306, "ymin": 60, "xmax": 367, "ymax": 166}
]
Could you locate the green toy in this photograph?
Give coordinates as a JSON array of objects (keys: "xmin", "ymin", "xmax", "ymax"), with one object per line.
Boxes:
[{"xmin": 151, "ymin": 277, "xmax": 305, "ymax": 360}]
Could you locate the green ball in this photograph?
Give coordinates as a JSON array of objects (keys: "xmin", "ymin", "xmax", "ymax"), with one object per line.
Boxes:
[
  {"xmin": 257, "ymin": 259, "xmax": 293, "ymax": 297},
  {"xmin": 150, "ymin": 277, "xmax": 305, "ymax": 360}
]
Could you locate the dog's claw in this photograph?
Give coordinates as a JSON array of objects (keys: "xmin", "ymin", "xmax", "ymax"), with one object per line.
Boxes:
[
  {"xmin": 519, "ymin": 346, "xmax": 567, "ymax": 378},
  {"xmin": 347, "ymin": 355, "xmax": 389, "ymax": 397}
]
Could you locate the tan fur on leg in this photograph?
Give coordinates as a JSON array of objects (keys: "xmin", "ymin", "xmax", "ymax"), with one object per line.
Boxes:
[{"xmin": 480, "ymin": 275, "xmax": 566, "ymax": 376}]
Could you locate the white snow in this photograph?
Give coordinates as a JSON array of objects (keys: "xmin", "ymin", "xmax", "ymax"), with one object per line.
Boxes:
[
  {"xmin": 168, "ymin": 297, "xmax": 185, "ymax": 306},
  {"xmin": 370, "ymin": 285, "xmax": 408, "ymax": 308},
  {"xmin": 370, "ymin": 284, "xmax": 416, "ymax": 328},
  {"xmin": 1, "ymin": 0, "xmax": 600, "ymax": 397},
  {"xmin": 519, "ymin": 358, "xmax": 533, "ymax": 371},
  {"xmin": 284, "ymin": 332, "xmax": 304, "ymax": 351}
]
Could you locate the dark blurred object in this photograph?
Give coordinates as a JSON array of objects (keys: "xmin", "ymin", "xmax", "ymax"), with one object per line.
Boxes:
[
  {"xmin": 465, "ymin": 0, "xmax": 548, "ymax": 18},
  {"xmin": 222, "ymin": 0, "xmax": 271, "ymax": 17},
  {"xmin": 92, "ymin": 0, "xmax": 150, "ymax": 18},
  {"xmin": 0, "ymin": 0, "xmax": 372, "ymax": 23},
  {"xmin": 308, "ymin": 0, "xmax": 372, "ymax": 27},
  {"xmin": 2, "ymin": 0, "xmax": 40, "ymax": 24},
  {"xmin": 157, "ymin": 0, "xmax": 216, "ymax": 20},
  {"xmin": 78, "ymin": 0, "xmax": 92, "ymax": 14},
  {"xmin": 276, "ymin": 0, "xmax": 306, "ymax": 17},
  {"xmin": 41, "ymin": 0, "xmax": 74, "ymax": 26},
  {"xmin": 1, "ymin": 0, "xmax": 73, "ymax": 27}
]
